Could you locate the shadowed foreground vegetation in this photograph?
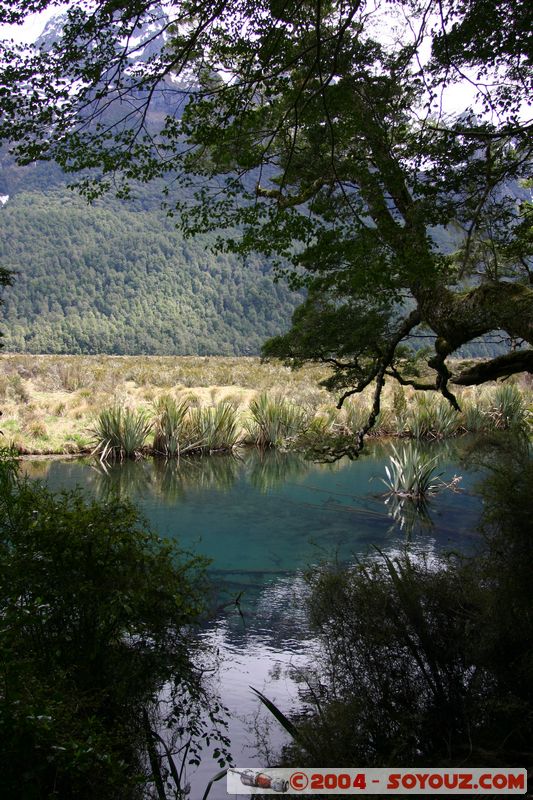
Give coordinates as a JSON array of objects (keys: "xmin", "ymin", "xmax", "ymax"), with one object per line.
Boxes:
[
  {"xmin": 0, "ymin": 355, "xmax": 530, "ymax": 456},
  {"xmin": 0, "ymin": 452, "xmax": 231, "ymax": 799},
  {"xmin": 274, "ymin": 441, "xmax": 533, "ymax": 795}
]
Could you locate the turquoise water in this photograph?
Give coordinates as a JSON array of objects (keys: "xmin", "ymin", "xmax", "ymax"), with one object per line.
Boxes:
[{"xmin": 25, "ymin": 441, "xmax": 485, "ymax": 797}]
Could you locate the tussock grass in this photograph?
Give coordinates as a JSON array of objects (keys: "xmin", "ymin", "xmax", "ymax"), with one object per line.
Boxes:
[
  {"xmin": 90, "ymin": 407, "xmax": 152, "ymax": 461},
  {"xmin": 245, "ymin": 393, "xmax": 309, "ymax": 447},
  {"xmin": 0, "ymin": 354, "xmax": 530, "ymax": 455}
]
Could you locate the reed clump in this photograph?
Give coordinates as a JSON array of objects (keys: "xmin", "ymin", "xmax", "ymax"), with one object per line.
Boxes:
[
  {"xmin": 90, "ymin": 406, "xmax": 152, "ymax": 461},
  {"xmin": 0, "ymin": 355, "xmax": 530, "ymax": 456},
  {"xmin": 245, "ymin": 393, "xmax": 309, "ymax": 447}
]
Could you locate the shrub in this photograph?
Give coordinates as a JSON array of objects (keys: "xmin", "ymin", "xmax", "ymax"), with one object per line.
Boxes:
[
  {"xmin": 0, "ymin": 452, "xmax": 229, "ymax": 799},
  {"xmin": 7, "ymin": 374, "xmax": 30, "ymax": 403}
]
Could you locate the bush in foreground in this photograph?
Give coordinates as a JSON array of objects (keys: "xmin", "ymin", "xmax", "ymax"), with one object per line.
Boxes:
[
  {"xmin": 280, "ymin": 443, "xmax": 533, "ymax": 785},
  {"xmin": 0, "ymin": 452, "xmax": 228, "ymax": 799}
]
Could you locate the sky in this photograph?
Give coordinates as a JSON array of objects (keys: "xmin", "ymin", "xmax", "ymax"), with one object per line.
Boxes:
[
  {"xmin": 0, "ymin": 6, "xmax": 66, "ymax": 44},
  {"xmin": 0, "ymin": 3, "xmax": 525, "ymax": 121}
]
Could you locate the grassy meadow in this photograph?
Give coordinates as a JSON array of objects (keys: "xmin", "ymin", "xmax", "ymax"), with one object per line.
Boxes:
[{"xmin": 0, "ymin": 354, "xmax": 530, "ymax": 456}]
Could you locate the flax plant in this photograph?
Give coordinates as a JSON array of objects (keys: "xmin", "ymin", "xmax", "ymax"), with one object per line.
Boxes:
[
  {"xmin": 152, "ymin": 395, "xmax": 192, "ymax": 457},
  {"xmin": 90, "ymin": 406, "xmax": 152, "ymax": 461},
  {"xmin": 245, "ymin": 393, "xmax": 308, "ymax": 447},
  {"xmin": 381, "ymin": 444, "xmax": 443, "ymax": 499},
  {"xmin": 487, "ymin": 384, "xmax": 530, "ymax": 431},
  {"xmin": 407, "ymin": 395, "xmax": 460, "ymax": 439},
  {"xmin": 189, "ymin": 402, "xmax": 240, "ymax": 452}
]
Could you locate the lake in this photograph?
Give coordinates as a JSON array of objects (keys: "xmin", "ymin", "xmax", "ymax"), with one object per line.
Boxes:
[{"xmin": 23, "ymin": 440, "xmax": 485, "ymax": 798}]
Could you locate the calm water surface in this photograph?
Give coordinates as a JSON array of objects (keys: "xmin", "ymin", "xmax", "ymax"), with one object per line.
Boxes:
[{"xmin": 25, "ymin": 441, "xmax": 485, "ymax": 798}]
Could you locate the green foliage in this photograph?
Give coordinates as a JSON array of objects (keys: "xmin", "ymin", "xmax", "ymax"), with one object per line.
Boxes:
[
  {"xmin": 487, "ymin": 383, "xmax": 530, "ymax": 431},
  {"xmin": 90, "ymin": 406, "xmax": 152, "ymax": 461},
  {"xmin": 1, "ymin": 0, "xmax": 531, "ymax": 408},
  {"xmin": 0, "ymin": 451, "xmax": 226, "ymax": 799},
  {"xmin": 152, "ymin": 395, "xmax": 191, "ymax": 457},
  {"xmin": 246, "ymin": 392, "xmax": 309, "ymax": 447},
  {"xmin": 280, "ymin": 443, "xmax": 533, "ymax": 771},
  {"xmin": 0, "ymin": 187, "xmax": 301, "ymax": 356},
  {"xmin": 188, "ymin": 402, "xmax": 240, "ymax": 452},
  {"xmin": 343, "ymin": 398, "xmax": 374, "ymax": 435},
  {"xmin": 407, "ymin": 394, "xmax": 461, "ymax": 439},
  {"xmin": 0, "ymin": 255, "xmax": 13, "ymax": 347},
  {"xmin": 460, "ymin": 398, "xmax": 490, "ymax": 434},
  {"xmin": 381, "ymin": 444, "xmax": 442, "ymax": 498}
]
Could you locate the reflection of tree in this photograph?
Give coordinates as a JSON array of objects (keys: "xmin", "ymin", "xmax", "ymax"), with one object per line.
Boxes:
[{"xmin": 244, "ymin": 448, "xmax": 310, "ymax": 493}]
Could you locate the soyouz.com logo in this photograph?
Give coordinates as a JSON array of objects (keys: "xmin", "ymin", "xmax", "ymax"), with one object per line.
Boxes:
[{"xmin": 226, "ymin": 767, "xmax": 527, "ymax": 794}]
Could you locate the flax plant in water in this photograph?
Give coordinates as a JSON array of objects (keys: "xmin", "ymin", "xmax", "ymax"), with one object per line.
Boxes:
[
  {"xmin": 189, "ymin": 402, "xmax": 240, "ymax": 452},
  {"xmin": 90, "ymin": 406, "xmax": 152, "ymax": 461},
  {"xmin": 381, "ymin": 444, "xmax": 442, "ymax": 500}
]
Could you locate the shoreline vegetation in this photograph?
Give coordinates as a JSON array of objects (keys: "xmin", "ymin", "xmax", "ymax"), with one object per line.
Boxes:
[{"xmin": 0, "ymin": 354, "xmax": 531, "ymax": 458}]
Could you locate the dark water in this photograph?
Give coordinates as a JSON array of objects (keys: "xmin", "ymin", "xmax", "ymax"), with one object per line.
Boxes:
[{"xmin": 24, "ymin": 441, "xmax": 485, "ymax": 798}]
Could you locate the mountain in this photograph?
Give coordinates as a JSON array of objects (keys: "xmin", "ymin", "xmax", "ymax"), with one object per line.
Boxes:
[
  {"xmin": 0, "ymin": 12, "xmax": 529, "ymax": 358},
  {"xmin": 0, "ymin": 8, "xmax": 304, "ymax": 356},
  {"xmin": 0, "ymin": 168, "xmax": 304, "ymax": 355}
]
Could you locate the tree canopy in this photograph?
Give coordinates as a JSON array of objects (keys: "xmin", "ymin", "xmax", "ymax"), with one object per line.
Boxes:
[{"xmin": 0, "ymin": 0, "xmax": 531, "ymax": 445}]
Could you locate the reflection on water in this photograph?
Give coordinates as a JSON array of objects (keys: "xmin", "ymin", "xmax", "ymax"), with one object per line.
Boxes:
[
  {"xmin": 23, "ymin": 441, "xmax": 485, "ymax": 798},
  {"xmin": 87, "ymin": 448, "xmax": 314, "ymax": 503}
]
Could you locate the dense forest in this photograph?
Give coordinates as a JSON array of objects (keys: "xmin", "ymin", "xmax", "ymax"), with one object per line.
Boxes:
[
  {"xmin": 0, "ymin": 159, "xmax": 302, "ymax": 355},
  {"xmin": 0, "ymin": 154, "xmax": 525, "ymax": 358}
]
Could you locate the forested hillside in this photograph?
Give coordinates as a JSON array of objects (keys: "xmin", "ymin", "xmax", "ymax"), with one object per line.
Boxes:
[
  {"xmin": 0, "ymin": 4, "xmax": 527, "ymax": 360},
  {"xmin": 0, "ymin": 5, "xmax": 305, "ymax": 357},
  {"xmin": 0, "ymin": 181, "xmax": 301, "ymax": 355}
]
